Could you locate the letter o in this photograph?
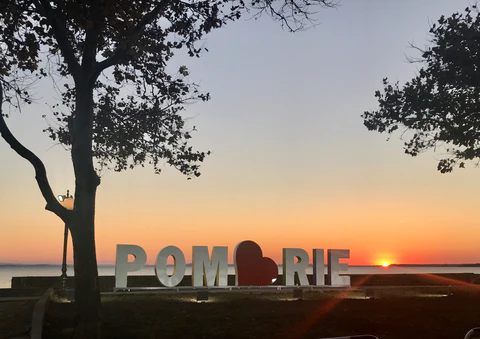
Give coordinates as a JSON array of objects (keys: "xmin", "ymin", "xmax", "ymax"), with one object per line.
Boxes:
[{"xmin": 155, "ymin": 246, "xmax": 186, "ymax": 287}]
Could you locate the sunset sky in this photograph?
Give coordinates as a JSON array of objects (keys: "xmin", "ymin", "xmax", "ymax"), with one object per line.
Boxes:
[{"xmin": 1, "ymin": 0, "xmax": 479, "ymax": 266}]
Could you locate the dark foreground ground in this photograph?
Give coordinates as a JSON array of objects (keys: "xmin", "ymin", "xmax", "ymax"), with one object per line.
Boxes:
[
  {"xmin": 0, "ymin": 300, "xmax": 36, "ymax": 338},
  {"xmin": 43, "ymin": 286, "xmax": 480, "ymax": 339}
]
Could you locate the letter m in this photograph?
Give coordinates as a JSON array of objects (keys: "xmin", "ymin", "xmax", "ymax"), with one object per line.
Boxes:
[{"xmin": 192, "ymin": 246, "xmax": 228, "ymax": 287}]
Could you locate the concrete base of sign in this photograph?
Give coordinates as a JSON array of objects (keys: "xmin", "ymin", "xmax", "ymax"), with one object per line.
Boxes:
[{"xmin": 111, "ymin": 285, "xmax": 351, "ymax": 293}]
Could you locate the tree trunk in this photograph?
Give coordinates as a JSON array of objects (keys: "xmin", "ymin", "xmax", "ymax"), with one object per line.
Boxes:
[
  {"xmin": 71, "ymin": 209, "xmax": 101, "ymax": 339},
  {"xmin": 71, "ymin": 81, "xmax": 102, "ymax": 339}
]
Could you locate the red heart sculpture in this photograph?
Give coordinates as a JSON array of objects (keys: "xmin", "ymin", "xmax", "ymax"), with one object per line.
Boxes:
[{"xmin": 234, "ymin": 240, "xmax": 278, "ymax": 286}]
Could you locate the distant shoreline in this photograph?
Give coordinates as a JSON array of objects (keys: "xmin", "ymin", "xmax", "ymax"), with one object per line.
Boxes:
[{"xmin": 2, "ymin": 263, "xmax": 480, "ymax": 267}]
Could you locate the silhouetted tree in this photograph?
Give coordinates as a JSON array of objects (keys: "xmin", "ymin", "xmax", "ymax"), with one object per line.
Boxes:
[
  {"xmin": 363, "ymin": 6, "xmax": 480, "ymax": 173},
  {"xmin": 0, "ymin": 0, "xmax": 336, "ymax": 337}
]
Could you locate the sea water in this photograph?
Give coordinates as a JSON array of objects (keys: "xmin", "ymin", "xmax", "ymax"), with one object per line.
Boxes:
[{"xmin": 2, "ymin": 264, "xmax": 480, "ymax": 288}]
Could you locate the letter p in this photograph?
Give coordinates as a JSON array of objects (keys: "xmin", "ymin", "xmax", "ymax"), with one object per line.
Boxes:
[{"xmin": 115, "ymin": 244, "xmax": 147, "ymax": 289}]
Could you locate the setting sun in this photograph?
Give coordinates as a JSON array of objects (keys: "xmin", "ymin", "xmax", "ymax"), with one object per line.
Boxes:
[{"xmin": 381, "ymin": 262, "xmax": 390, "ymax": 267}]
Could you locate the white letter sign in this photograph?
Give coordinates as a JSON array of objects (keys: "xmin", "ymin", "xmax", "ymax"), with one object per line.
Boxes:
[
  {"xmin": 282, "ymin": 248, "xmax": 310, "ymax": 286},
  {"xmin": 113, "ymin": 240, "xmax": 351, "ymax": 289},
  {"xmin": 115, "ymin": 244, "xmax": 147, "ymax": 289},
  {"xmin": 155, "ymin": 246, "xmax": 186, "ymax": 287},
  {"xmin": 192, "ymin": 246, "xmax": 228, "ymax": 287},
  {"xmin": 327, "ymin": 249, "xmax": 350, "ymax": 286},
  {"xmin": 313, "ymin": 249, "xmax": 325, "ymax": 286}
]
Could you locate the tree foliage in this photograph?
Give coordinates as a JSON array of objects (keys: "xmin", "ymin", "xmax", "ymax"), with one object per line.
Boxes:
[
  {"xmin": 363, "ymin": 6, "xmax": 480, "ymax": 173},
  {"xmin": 1, "ymin": 0, "xmax": 335, "ymax": 177},
  {"xmin": 0, "ymin": 1, "xmax": 337, "ymax": 337}
]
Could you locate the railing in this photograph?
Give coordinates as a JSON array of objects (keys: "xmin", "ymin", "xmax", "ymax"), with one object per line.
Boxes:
[
  {"xmin": 317, "ymin": 328, "xmax": 480, "ymax": 339},
  {"xmin": 465, "ymin": 328, "xmax": 480, "ymax": 339}
]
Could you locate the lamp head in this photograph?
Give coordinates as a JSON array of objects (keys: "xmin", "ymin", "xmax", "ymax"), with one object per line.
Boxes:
[{"xmin": 58, "ymin": 190, "xmax": 74, "ymax": 210}]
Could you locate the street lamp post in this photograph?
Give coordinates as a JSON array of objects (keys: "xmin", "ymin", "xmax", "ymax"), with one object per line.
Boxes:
[
  {"xmin": 58, "ymin": 190, "xmax": 74, "ymax": 292},
  {"xmin": 61, "ymin": 222, "xmax": 68, "ymax": 290}
]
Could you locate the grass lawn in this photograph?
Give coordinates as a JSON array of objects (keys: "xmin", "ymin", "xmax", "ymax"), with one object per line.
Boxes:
[
  {"xmin": 43, "ymin": 287, "xmax": 480, "ymax": 339},
  {"xmin": 0, "ymin": 300, "xmax": 36, "ymax": 338}
]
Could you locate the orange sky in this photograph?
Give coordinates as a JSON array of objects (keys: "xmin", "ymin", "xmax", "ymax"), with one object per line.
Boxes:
[
  {"xmin": 1, "ymin": 156, "xmax": 479, "ymax": 265},
  {"xmin": 1, "ymin": 0, "xmax": 479, "ymax": 266}
]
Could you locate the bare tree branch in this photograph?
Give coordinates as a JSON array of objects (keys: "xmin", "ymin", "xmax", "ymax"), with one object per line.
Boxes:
[
  {"xmin": 0, "ymin": 82, "xmax": 73, "ymax": 224},
  {"xmin": 248, "ymin": 0, "xmax": 337, "ymax": 32}
]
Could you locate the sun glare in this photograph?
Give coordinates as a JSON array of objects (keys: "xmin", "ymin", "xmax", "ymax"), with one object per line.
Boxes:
[{"xmin": 381, "ymin": 262, "xmax": 390, "ymax": 268}]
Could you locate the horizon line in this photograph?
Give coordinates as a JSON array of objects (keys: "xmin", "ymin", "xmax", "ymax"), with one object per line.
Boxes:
[{"xmin": 2, "ymin": 263, "xmax": 480, "ymax": 267}]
